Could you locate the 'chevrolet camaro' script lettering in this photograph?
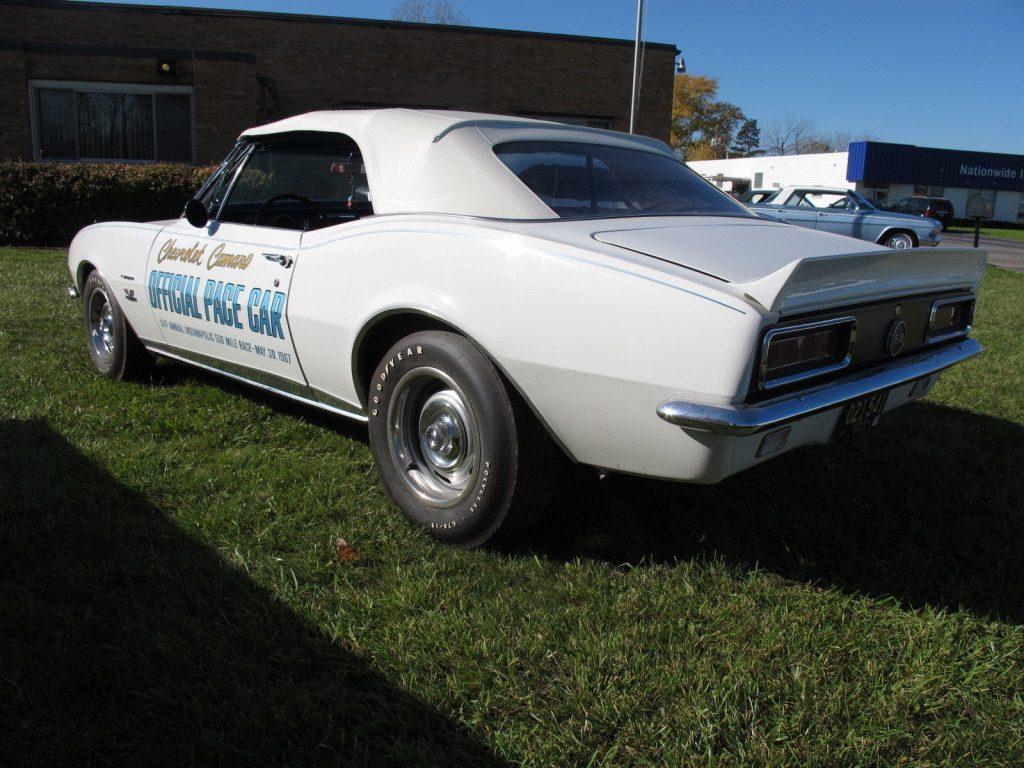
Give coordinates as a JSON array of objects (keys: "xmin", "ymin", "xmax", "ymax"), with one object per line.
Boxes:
[
  {"xmin": 155, "ymin": 239, "xmax": 254, "ymax": 271},
  {"xmin": 207, "ymin": 243, "xmax": 254, "ymax": 271},
  {"xmin": 156, "ymin": 238, "xmax": 205, "ymax": 266}
]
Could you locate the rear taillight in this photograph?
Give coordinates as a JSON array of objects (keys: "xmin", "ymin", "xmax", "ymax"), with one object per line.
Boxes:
[
  {"xmin": 924, "ymin": 207, "xmax": 934, "ymax": 217},
  {"xmin": 759, "ymin": 316, "xmax": 857, "ymax": 390},
  {"xmin": 926, "ymin": 297, "xmax": 975, "ymax": 345}
]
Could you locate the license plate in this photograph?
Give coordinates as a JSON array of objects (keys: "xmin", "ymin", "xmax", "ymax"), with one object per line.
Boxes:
[{"xmin": 834, "ymin": 389, "xmax": 889, "ymax": 439}]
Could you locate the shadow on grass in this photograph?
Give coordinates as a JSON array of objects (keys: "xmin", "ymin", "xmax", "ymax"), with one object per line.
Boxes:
[
  {"xmin": 527, "ymin": 400, "xmax": 1024, "ymax": 624},
  {"xmin": 149, "ymin": 358, "xmax": 370, "ymax": 441},
  {"xmin": 0, "ymin": 418, "xmax": 509, "ymax": 768},
  {"xmin": 152, "ymin": 359, "xmax": 1024, "ymax": 623}
]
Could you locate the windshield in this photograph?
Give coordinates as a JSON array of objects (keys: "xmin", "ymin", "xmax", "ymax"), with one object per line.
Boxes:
[
  {"xmin": 846, "ymin": 190, "xmax": 877, "ymax": 210},
  {"xmin": 493, "ymin": 140, "xmax": 751, "ymax": 219}
]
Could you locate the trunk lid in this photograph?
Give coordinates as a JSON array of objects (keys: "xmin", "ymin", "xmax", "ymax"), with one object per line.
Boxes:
[{"xmin": 592, "ymin": 220, "xmax": 986, "ymax": 315}]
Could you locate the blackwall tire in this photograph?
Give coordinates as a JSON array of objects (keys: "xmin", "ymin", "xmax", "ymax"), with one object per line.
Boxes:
[
  {"xmin": 81, "ymin": 271, "xmax": 153, "ymax": 381},
  {"xmin": 366, "ymin": 330, "xmax": 555, "ymax": 548}
]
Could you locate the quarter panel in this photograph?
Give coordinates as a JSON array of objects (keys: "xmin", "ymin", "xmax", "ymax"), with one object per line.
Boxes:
[{"xmin": 290, "ymin": 217, "xmax": 765, "ymax": 479}]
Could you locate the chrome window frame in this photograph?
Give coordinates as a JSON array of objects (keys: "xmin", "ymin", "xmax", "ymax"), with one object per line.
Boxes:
[
  {"xmin": 758, "ymin": 315, "xmax": 858, "ymax": 391},
  {"xmin": 925, "ymin": 296, "xmax": 975, "ymax": 346},
  {"xmin": 211, "ymin": 142, "xmax": 256, "ymax": 222},
  {"xmin": 192, "ymin": 140, "xmax": 246, "ymax": 204}
]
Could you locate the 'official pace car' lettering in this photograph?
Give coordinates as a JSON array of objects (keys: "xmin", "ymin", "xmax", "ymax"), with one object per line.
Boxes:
[
  {"xmin": 247, "ymin": 288, "xmax": 287, "ymax": 339},
  {"xmin": 203, "ymin": 279, "xmax": 245, "ymax": 329},
  {"xmin": 148, "ymin": 269, "xmax": 286, "ymax": 339}
]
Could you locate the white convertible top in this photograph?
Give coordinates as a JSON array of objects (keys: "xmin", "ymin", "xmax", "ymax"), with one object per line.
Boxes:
[{"xmin": 239, "ymin": 108, "xmax": 676, "ymax": 219}]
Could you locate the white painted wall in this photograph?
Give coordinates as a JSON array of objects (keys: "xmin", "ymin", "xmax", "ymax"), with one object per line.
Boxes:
[
  {"xmin": 943, "ymin": 188, "xmax": 971, "ymax": 218},
  {"xmin": 689, "ymin": 152, "xmax": 1024, "ymax": 222},
  {"xmin": 885, "ymin": 184, "xmax": 915, "ymax": 204},
  {"xmin": 994, "ymin": 190, "xmax": 1022, "ymax": 222},
  {"xmin": 688, "ymin": 152, "xmax": 852, "ymax": 190}
]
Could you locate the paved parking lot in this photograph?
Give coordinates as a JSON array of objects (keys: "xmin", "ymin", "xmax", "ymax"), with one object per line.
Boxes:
[{"xmin": 939, "ymin": 232, "xmax": 1024, "ymax": 273}]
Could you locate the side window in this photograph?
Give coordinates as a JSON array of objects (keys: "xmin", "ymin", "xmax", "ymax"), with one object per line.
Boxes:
[{"xmin": 219, "ymin": 133, "xmax": 372, "ymax": 230}]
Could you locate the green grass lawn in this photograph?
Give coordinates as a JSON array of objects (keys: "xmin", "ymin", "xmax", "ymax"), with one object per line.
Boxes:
[
  {"xmin": 2, "ymin": 247, "xmax": 1023, "ymax": 767},
  {"xmin": 948, "ymin": 226, "xmax": 1024, "ymax": 243}
]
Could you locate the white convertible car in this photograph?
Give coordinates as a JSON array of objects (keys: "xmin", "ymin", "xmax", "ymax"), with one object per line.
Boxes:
[{"xmin": 68, "ymin": 109, "xmax": 986, "ymax": 546}]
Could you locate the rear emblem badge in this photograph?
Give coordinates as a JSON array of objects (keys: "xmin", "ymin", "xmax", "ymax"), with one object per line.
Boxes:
[{"xmin": 886, "ymin": 319, "xmax": 907, "ymax": 357}]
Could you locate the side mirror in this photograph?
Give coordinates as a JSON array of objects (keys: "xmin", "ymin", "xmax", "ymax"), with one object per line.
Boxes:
[{"xmin": 184, "ymin": 198, "xmax": 209, "ymax": 228}]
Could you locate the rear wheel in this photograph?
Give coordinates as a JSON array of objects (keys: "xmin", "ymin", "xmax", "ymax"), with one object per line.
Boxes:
[
  {"xmin": 882, "ymin": 230, "xmax": 916, "ymax": 249},
  {"xmin": 81, "ymin": 270, "xmax": 153, "ymax": 380},
  {"xmin": 367, "ymin": 330, "xmax": 554, "ymax": 547}
]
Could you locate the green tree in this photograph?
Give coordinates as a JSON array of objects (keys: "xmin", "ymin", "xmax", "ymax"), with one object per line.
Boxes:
[
  {"xmin": 730, "ymin": 118, "xmax": 761, "ymax": 157},
  {"xmin": 670, "ymin": 74, "xmax": 745, "ymax": 160}
]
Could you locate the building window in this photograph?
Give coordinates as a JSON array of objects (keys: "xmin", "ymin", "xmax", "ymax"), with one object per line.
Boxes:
[
  {"xmin": 31, "ymin": 80, "xmax": 194, "ymax": 162},
  {"xmin": 753, "ymin": 172, "xmax": 764, "ymax": 187},
  {"xmin": 913, "ymin": 184, "xmax": 945, "ymax": 197}
]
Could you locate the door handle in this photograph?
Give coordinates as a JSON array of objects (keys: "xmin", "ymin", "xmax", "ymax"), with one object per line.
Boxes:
[{"xmin": 263, "ymin": 252, "xmax": 294, "ymax": 268}]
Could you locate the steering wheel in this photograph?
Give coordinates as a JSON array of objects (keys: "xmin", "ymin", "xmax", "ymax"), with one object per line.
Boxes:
[{"xmin": 254, "ymin": 193, "xmax": 322, "ymax": 229}]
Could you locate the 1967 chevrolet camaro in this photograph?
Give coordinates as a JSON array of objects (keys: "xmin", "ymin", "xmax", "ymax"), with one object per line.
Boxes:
[{"xmin": 68, "ymin": 109, "xmax": 986, "ymax": 547}]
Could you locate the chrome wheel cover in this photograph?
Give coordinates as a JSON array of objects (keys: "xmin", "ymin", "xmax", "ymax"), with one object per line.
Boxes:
[
  {"xmin": 887, "ymin": 233, "xmax": 914, "ymax": 249},
  {"xmin": 386, "ymin": 367, "xmax": 479, "ymax": 508},
  {"xmin": 88, "ymin": 287, "xmax": 116, "ymax": 363}
]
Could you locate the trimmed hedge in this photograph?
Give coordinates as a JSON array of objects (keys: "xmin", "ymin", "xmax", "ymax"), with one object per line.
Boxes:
[{"xmin": 0, "ymin": 162, "xmax": 216, "ymax": 246}]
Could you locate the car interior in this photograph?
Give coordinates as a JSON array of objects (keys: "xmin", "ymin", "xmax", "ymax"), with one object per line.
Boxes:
[{"xmin": 213, "ymin": 133, "xmax": 374, "ymax": 231}]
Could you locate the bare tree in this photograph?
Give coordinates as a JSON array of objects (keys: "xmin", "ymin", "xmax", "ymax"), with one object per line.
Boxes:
[
  {"xmin": 762, "ymin": 115, "xmax": 817, "ymax": 155},
  {"xmin": 799, "ymin": 137, "xmax": 833, "ymax": 154},
  {"xmin": 391, "ymin": 0, "xmax": 470, "ymax": 24},
  {"xmin": 825, "ymin": 131, "xmax": 854, "ymax": 152},
  {"xmin": 822, "ymin": 131, "xmax": 881, "ymax": 151},
  {"xmin": 765, "ymin": 119, "xmax": 883, "ymax": 155}
]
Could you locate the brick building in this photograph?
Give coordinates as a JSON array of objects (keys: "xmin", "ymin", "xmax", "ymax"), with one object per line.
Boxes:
[{"xmin": 0, "ymin": 0, "xmax": 678, "ymax": 166}]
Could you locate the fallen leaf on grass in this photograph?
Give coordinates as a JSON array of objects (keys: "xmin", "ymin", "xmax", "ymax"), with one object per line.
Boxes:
[{"xmin": 335, "ymin": 537, "xmax": 360, "ymax": 562}]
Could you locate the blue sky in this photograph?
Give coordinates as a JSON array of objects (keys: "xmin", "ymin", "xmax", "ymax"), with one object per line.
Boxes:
[{"xmin": 98, "ymin": 0, "xmax": 1024, "ymax": 153}]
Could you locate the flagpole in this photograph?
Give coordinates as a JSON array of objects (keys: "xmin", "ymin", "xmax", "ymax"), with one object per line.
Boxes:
[{"xmin": 629, "ymin": 0, "xmax": 644, "ymax": 134}]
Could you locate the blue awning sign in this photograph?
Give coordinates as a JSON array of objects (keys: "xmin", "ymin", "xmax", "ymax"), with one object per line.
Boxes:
[{"xmin": 847, "ymin": 141, "xmax": 1024, "ymax": 192}]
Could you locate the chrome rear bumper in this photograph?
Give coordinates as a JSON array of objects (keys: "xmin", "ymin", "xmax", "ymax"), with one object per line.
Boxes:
[{"xmin": 657, "ymin": 338, "xmax": 981, "ymax": 436}]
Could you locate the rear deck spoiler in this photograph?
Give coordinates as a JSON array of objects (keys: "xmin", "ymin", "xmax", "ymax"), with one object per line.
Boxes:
[{"xmin": 733, "ymin": 247, "xmax": 988, "ymax": 315}]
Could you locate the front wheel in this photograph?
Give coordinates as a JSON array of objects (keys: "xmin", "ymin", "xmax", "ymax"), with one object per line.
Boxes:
[
  {"xmin": 882, "ymin": 230, "xmax": 916, "ymax": 249},
  {"xmin": 367, "ymin": 331, "xmax": 554, "ymax": 547},
  {"xmin": 81, "ymin": 270, "xmax": 153, "ymax": 380}
]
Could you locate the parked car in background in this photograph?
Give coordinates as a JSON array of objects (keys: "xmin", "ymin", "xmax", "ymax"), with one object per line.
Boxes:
[
  {"xmin": 754, "ymin": 187, "xmax": 942, "ymax": 249},
  {"xmin": 890, "ymin": 196, "xmax": 956, "ymax": 230},
  {"xmin": 739, "ymin": 188, "xmax": 777, "ymax": 205},
  {"xmin": 67, "ymin": 110, "xmax": 983, "ymax": 547}
]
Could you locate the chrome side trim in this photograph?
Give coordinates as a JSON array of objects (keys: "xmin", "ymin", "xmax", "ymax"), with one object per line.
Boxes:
[
  {"xmin": 925, "ymin": 296, "xmax": 975, "ymax": 346},
  {"xmin": 145, "ymin": 341, "xmax": 368, "ymax": 423},
  {"xmin": 658, "ymin": 338, "xmax": 982, "ymax": 436},
  {"xmin": 310, "ymin": 386, "xmax": 368, "ymax": 417},
  {"xmin": 758, "ymin": 315, "xmax": 857, "ymax": 391}
]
